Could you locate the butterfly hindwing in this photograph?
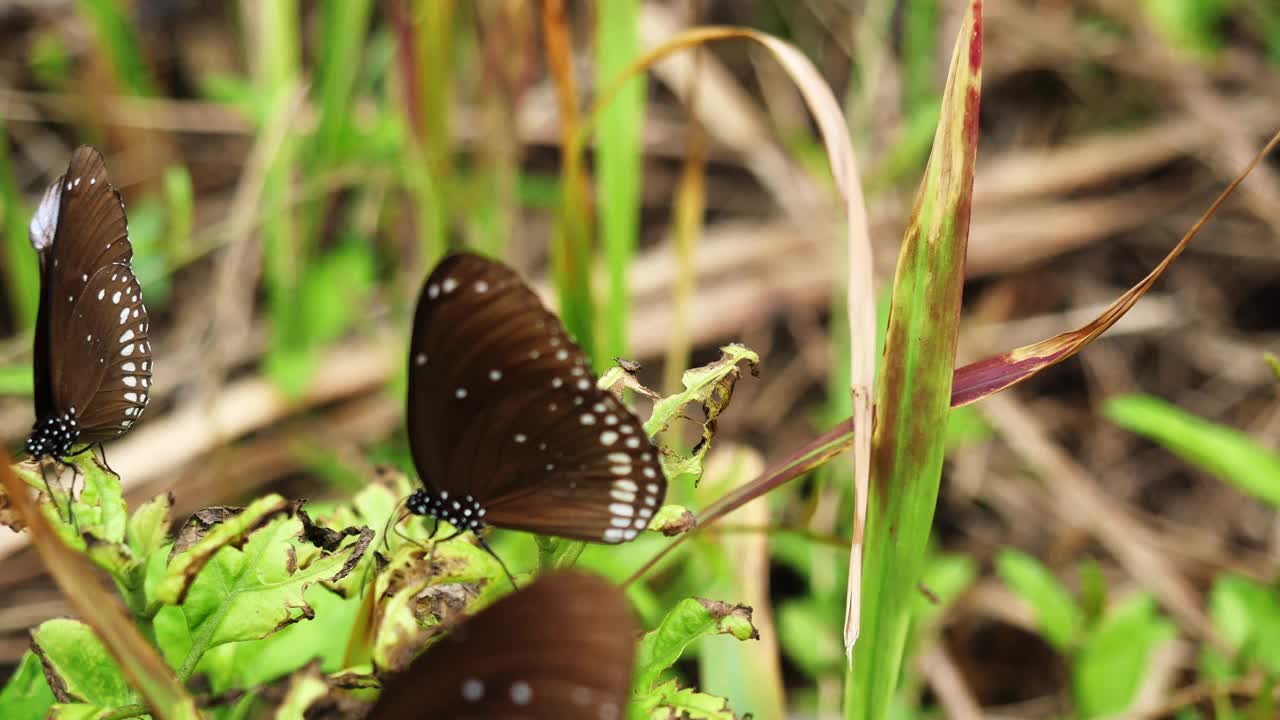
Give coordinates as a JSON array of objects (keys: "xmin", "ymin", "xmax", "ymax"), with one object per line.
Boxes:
[{"xmin": 370, "ymin": 572, "xmax": 636, "ymax": 719}]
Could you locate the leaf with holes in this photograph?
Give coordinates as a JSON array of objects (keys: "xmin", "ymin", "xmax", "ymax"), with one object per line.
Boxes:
[
  {"xmin": 11, "ymin": 455, "xmax": 155, "ymax": 614},
  {"xmin": 369, "ymin": 537, "xmax": 507, "ymax": 673},
  {"xmin": 155, "ymin": 494, "xmax": 292, "ymax": 604},
  {"xmin": 164, "ymin": 508, "xmax": 372, "ymax": 671},
  {"xmin": 632, "ymin": 596, "xmax": 757, "ymax": 716},
  {"xmin": 638, "ymin": 680, "xmax": 736, "ymax": 720},
  {"xmin": 644, "ymin": 344, "xmax": 759, "ymax": 486},
  {"xmin": 13, "ymin": 455, "xmax": 126, "ymax": 552}
]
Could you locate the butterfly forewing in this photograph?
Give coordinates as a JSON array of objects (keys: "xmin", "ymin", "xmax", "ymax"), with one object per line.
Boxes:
[
  {"xmin": 369, "ymin": 572, "xmax": 636, "ymax": 719},
  {"xmin": 407, "ymin": 253, "xmax": 666, "ymax": 543}
]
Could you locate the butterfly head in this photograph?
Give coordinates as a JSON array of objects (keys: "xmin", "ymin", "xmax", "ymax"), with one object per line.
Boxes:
[
  {"xmin": 25, "ymin": 408, "xmax": 80, "ymax": 460},
  {"xmin": 406, "ymin": 488, "xmax": 488, "ymax": 533}
]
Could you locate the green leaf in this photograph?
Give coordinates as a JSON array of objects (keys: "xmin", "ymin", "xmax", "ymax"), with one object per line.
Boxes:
[
  {"xmin": 31, "ymin": 619, "xmax": 134, "ymax": 708},
  {"xmin": 995, "ymin": 548, "xmax": 1083, "ymax": 651},
  {"xmin": 268, "ymin": 663, "xmax": 331, "ymax": 720},
  {"xmin": 648, "ymin": 504, "xmax": 695, "ymax": 536},
  {"xmin": 163, "ymin": 165, "xmax": 193, "ymax": 260},
  {"xmin": 14, "ymin": 455, "xmax": 128, "ymax": 551},
  {"xmin": 74, "ymin": 0, "xmax": 155, "ymax": 95},
  {"xmin": 0, "ymin": 125, "xmax": 39, "ymax": 331},
  {"xmin": 848, "ymin": 4, "xmax": 982, "ymax": 718},
  {"xmin": 220, "ymin": 587, "xmax": 364, "ymax": 689},
  {"xmin": 1104, "ymin": 394, "xmax": 1280, "ymax": 509},
  {"xmin": 1073, "ymin": 594, "xmax": 1176, "ymax": 718},
  {"xmin": 639, "ymin": 679, "xmax": 735, "ymax": 720},
  {"xmin": 1078, "ymin": 557, "xmax": 1109, "ymax": 627},
  {"xmin": 777, "ymin": 598, "xmax": 843, "ymax": 678},
  {"xmin": 1141, "ymin": 0, "xmax": 1229, "ymax": 59},
  {"xmin": 645, "ymin": 344, "xmax": 759, "ymax": 486},
  {"xmin": 0, "ymin": 363, "xmax": 33, "ymax": 395},
  {"xmin": 0, "ymin": 650, "xmax": 55, "ymax": 719},
  {"xmin": 12, "ymin": 456, "xmax": 147, "ymax": 611},
  {"xmin": 187, "ymin": 520, "xmax": 371, "ymax": 651},
  {"xmin": 594, "ymin": 0, "xmax": 645, "ymax": 367},
  {"xmin": 633, "ymin": 598, "xmax": 758, "ymax": 695},
  {"xmin": 127, "ymin": 492, "xmax": 173, "ymax": 561},
  {"xmin": 368, "ymin": 538, "xmax": 508, "ymax": 673},
  {"xmin": 1202, "ymin": 574, "xmax": 1280, "ymax": 679},
  {"xmin": 944, "ymin": 404, "xmax": 991, "ymax": 451},
  {"xmin": 47, "ymin": 704, "xmax": 120, "ymax": 720},
  {"xmin": 156, "ymin": 495, "xmax": 293, "ymax": 604}
]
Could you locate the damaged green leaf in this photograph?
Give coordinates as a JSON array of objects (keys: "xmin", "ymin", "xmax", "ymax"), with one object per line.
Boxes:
[{"xmin": 645, "ymin": 344, "xmax": 759, "ymax": 486}]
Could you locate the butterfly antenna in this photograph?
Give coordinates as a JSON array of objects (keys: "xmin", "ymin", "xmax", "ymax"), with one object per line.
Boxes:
[
  {"xmin": 381, "ymin": 497, "xmax": 411, "ymax": 553},
  {"xmin": 473, "ymin": 533, "xmax": 518, "ymax": 591}
]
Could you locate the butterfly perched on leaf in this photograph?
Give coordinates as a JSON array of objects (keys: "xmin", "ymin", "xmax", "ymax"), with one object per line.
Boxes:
[
  {"xmin": 25, "ymin": 146, "xmax": 153, "ymax": 464},
  {"xmin": 403, "ymin": 252, "xmax": 666, "ymax": 545}
]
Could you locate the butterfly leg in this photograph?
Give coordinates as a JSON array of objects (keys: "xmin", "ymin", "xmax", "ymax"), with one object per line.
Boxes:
[
  {"xmin": 93, "ymin": 443, "xmax": 115, "ymax": 476},
  {"xmin": 472, "ymin": 533, "xmax": 518, "ymax": 591},
  {"xmin": 37, "ymin": 460, "xmax": 71, "ymax": 524},
  {"xmin": 381, "ymin": 497, "xmax": 411, "ymax": 552},
  {"xmin": 46, "ymin": 459, "xmax": 81, "ymax": 534}
]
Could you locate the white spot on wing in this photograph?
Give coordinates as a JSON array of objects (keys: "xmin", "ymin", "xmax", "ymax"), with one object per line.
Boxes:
[
  {"xmin": 510, "ymin": 681, "xmax": 532, "ymax": 706},
  {"xmin": 28, "ymin": 179, "xmax": 61, "ymax": 252}
]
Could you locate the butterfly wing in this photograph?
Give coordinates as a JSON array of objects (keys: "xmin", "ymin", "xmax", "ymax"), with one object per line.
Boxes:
[
  {"xmin": 369, "ymin": 572, "xmax": 636, "ymax": 719},
  {"xmin": 406, "ymin": 253, "xmax": 666, "ymax": 543},
  {"xmin": 39, "ymin": 146, "xmax": 151, "ymax": 438},
  {"xmin": 62, "ymin": 263, "xmax": 153, "ymax": 441}
]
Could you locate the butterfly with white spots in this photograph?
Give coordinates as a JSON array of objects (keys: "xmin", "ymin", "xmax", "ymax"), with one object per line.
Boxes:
[
  {"xmin": 404, "ymin": 252, "xmax": 666, "ymax": 545},
  {"xmin": 25, "ymin": 146, "xmax": 153, "ymax": 463}
]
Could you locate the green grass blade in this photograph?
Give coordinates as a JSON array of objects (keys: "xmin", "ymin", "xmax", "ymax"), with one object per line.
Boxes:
[
  {"xmin": 594, "ymin": 0, "xmax": 645, "ymax": 365},
  {"xmin": 1104, "ymin": 393, "xmax": 1280, "ymax": 509},
  {"xmin": 0, "ymin": 128, "xmax": 39, "ymax": 330},
  {"xmin": 845, "ymin": 3, "xmax": 982, "ymax": 719},
  {"xmin": 74, "ymin": 0, "xmax": 155, "ymax": 95},
  {"xmin": 250, "ymin": 0, "xmax": 304, "ymax": 391}
]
